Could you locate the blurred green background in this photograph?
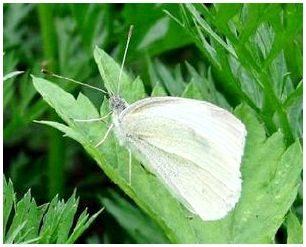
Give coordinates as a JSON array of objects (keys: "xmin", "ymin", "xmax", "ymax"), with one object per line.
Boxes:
[{"xmin": 3, "ymin": 3, "xmax": 302, "ymax": 243}]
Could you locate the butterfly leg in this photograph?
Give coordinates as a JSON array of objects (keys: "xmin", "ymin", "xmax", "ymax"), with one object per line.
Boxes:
[
  {"xmin": 95, "ymin": 123, "xmax": 114, "ymax": 147},
  {"xmin": 128, "ymin": 149, "xmax": 132, "ymax": 185}
]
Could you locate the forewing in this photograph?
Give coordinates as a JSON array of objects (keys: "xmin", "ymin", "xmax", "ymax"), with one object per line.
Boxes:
[{"xmin": 120, "ymin": 97, "xmax": 246, "ymax": 220}]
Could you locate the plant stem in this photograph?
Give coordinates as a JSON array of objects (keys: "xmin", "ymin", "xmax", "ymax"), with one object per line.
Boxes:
[{"xmin": 37, "ymin": 4, "xmax": 65, "ymax": 198}]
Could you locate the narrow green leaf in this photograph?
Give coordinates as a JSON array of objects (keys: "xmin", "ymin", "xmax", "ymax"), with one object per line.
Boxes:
[
  {"xmin": 66, "ymin": 210, "xmax": 89, "ymax": 244},
  {"xmin": 5, "ymin": 221, "xmax": 27, "ymax": 244},
  {"xmin": 3, "ymin": 178, "xmax": 15, "ymax": 237},
  {"xmin": 19, "ymin": 236, "xmax": 42, "ymax": 244},
  {"xmin": 286, "ymin": 211, "xmax": 303, "ymax": 244},
  {"xmin": 20, "ymin": 198, "xmax": 41, "ymax": 241},
  {"xmin": 66, "ymin": 208, "xmax": 103, "ymax": 244},
  {"xmin": 137, "ymin": 17, "xmax": 170, "ymax": 49},
  {"xmin": 185, "ymin": 62, "xmax": 230, "ymax": 109},
  {"xmin": 56, "ymin": 192, "xmax": 79, "ymax": 243},
  {"xmin": 38, "ymin": 196, "xmax": 57, "ymax": 243},
  {"xmin": 185, "ymin": 3, "xmax": 237, "ymax": 58},
  {"xmin": 3, "ymin": 70, "xmax": 24, "ymax": 81},
  {"xmin": 100, "ymin": 191, "xmax": 169, "ymax": 243},
  {"xmin": 154, "ymin": 60, "xmax": 185, "ymax": 96}
]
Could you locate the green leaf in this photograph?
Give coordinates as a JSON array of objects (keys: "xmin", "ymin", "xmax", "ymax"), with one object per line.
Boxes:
[
  {"xmin": 100, "ymin": 190, "xmax": 169, "ymax": 243},
  {"xmin": 286, "ymin": 211, "xmax": 303, "ymax": 244},
  {"xmin": 32, "ymin": 47, "xmax": 302, "ymax": 243}
]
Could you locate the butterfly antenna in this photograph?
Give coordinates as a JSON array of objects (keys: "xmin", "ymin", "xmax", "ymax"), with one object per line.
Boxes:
[
  {"xmin": 117, "ymin": 25, "xmax": 134, "ymax": 95},
  {"xmin": 41, "ymin": 69, "xmax": 109, "ymax": 95}
]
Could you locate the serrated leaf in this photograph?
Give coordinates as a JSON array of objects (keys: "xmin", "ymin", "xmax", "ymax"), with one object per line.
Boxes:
[
  {"xmin": 3, "ymin": 176, "xmax": 100, "ymax": 243},
  {"xmin": 31, "ymin": 76, "xmax": 82, "ymax": 124},
  {"xmin": 34, "ymin": 120, "xmax": 83, "ymax": 144}
]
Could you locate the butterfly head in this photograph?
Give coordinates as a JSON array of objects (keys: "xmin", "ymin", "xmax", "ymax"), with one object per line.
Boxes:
[{"xmin": 109, "ymin": 95, "xmax": 128, "ymax": 115}]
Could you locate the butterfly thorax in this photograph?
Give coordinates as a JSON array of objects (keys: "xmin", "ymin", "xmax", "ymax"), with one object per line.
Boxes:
[{"xmin": 110, "ymin": 95, "xmax": 129, "ymax": 145}]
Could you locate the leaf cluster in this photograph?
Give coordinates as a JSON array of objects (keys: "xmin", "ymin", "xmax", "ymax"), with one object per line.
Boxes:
[{"xmin": 3, "ymin": 176, "xmax": 102, "ymax": 244}]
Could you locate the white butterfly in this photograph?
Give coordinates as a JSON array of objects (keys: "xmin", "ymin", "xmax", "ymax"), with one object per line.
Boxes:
[{"xmin": 107, "ymin": 94, "xmax": 246, "ymax": 221}]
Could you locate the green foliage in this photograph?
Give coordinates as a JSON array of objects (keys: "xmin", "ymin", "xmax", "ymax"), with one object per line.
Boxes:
[
  {"xmin": 170, "ymin": 3, "xmax": 302, "ymax": 144},
  {"xmin": 32, "ymin": 45, "xmax": 302, "ymax": 243},
  {"xmin": 99, "ymin": 190, "xmax": 169, "ymax": 243},
  {"xmin": 3, "ymin": 176, "xmax": 102, "ymax": 244}
]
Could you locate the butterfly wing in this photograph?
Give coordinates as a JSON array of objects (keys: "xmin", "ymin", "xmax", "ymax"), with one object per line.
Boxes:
[{"xmin": 118, "ymin": 97, "xmax": 246, "ymax": 220}]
